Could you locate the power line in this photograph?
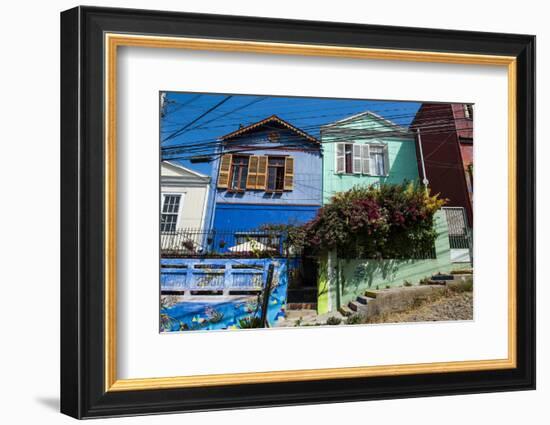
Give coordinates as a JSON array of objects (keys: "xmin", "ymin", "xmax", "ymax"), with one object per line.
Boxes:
[
  {"xmin": 159, "ymin": 104, "xmax": 456, "ymax": 134},
  {"xmin": 161, "ymin": 124, "xmax": 469, "ymax": 162},
  {"xmin": 162, "ymin": 96, "xmax": 233, "ymax": 144},
  {"xmin": 160, "ymin": 110, "xmax": 471, "ymax": 152}
]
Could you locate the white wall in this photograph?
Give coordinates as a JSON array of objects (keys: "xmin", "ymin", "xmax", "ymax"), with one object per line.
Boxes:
[
  {"xmin": 161, "ymin": 164, "xmax": 210, "ymax": 230},
  {"xmin": 0, "ymin": 1, "xmax": 546, "ymax": 424},
  {"xmin": 161, "ymin": 185, "xmax": 208, "ymax": 229}
]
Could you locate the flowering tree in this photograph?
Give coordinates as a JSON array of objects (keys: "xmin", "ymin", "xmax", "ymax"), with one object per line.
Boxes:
[{"xmin": 303, "ymin": 182, "xmax": 446, "ymax": 259}]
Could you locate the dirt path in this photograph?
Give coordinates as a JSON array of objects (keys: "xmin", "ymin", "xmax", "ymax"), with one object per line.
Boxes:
[{"xmin": 367, "ymin": 291, "xmax": 473, "ymax": 324}]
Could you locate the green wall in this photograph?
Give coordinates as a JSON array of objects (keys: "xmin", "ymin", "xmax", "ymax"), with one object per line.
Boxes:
[
  {"xmin": 321, "ymin": 112, "xmax": 419, "ymax": 204},
  {"xmin": 317, "ymin": 210, "xmax": 453, "ymax": 314}
]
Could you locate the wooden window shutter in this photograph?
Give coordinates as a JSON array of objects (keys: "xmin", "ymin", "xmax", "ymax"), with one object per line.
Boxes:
[
  {"xmin": 352, "ymin": 144, "xmax": 362, "ymax": 174},
  {"xmin": 217, "ymin": 154, "xmax": 232, "ymax": 188},
  {"xmin": 246, "ymin": 155, "xmax": 259, "ymax": 189},
  {"xmin": 335, "ymin": 143, "xmax": 345, "ymax": 173},
  {"xmin": 383, "ymin": 144, "xmax": 390, "ymax": 176},
  {"xmin": 256, "ymin": 156, "xmax": 268, "ymax": 189},
  {"xmin": 284, "ymin": 156, "xmax": 294, "ymax": 191},
  {"xmin": 361, "ymin": 144, "xmax": 370, "ymax": 174}
]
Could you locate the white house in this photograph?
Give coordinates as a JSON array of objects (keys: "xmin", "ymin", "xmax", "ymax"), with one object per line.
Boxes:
[{"xmin": 160, "ymin": 161, "xmax": 211, "ymax": 233}]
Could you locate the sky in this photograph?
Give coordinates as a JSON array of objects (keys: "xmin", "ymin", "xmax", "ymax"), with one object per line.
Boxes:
[{"xmin": 160, "ymin": 92, "xmax": 421, "ymax": 175}]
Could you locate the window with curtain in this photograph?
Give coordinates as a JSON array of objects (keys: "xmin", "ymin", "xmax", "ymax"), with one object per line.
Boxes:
[{"xmin": 369, "ymin": 145, "xmax": 387, "ymax": 176}]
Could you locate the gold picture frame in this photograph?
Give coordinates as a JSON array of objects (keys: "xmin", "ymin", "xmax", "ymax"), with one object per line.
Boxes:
[{"xmin": 105, "ymin": 34, "xmax": 517, "ymax": 392}]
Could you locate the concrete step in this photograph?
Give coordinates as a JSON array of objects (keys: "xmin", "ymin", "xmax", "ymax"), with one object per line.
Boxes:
[
  {"xmin": 364, "ymin": 290, "xmax": 379, "ymax": 298},
  {"xmin": 431, "ymin": 273, "xmax": 454, "ymax": 281},
  {"xmin": 420, "ymin": 279, "xmax": 447, "ymax": 286},
  {"xmin": 339, "ymin": 305, "xmax": 354, "ymax": 317},
  {"xmin": 356, "ymin": 295, "xmax": 375, "ymax": 305},
  {"xmin": 349, "ymin": 300, "xmax": 369, "ymax": 313}
]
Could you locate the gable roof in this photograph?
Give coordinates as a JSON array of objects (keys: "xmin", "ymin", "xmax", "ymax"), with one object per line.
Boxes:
[
  {"xmin": 161, "ymin": 161, "xmax": 210, "ymax": 181},
  {"xmin": 219, "ymin": 114, "xmax": 319, "ymax": 144},
  {"xmin": 321, "ymin": 110, "xmax": 410, "ymax": 134}
]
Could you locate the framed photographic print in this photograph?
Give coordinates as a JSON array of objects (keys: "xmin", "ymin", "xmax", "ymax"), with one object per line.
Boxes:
[{"xmin": 60, "ymin": 6, "xmax": 535, "ymax": 419}]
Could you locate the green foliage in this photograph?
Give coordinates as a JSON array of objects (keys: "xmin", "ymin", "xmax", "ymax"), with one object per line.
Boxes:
[
  {"xmin": 259, "ymin": 223, "xmax": 309, "ymax": 256},
  {"xmin": 345, "ymin": 314, "xmax": 366, "ymax": 325},
  {"xmin": 326, "ymin": 316, "xmax": 342, "ymax": 325},
  {"xmin": 451, "ymin": 276, "xmax": 473, "ymax": 293},
  {"xmin": 403, "ymin": 280, "xmax": 413, "ymax": 287},
  {"xmin": 238, "ymin": 316, "xmax": 262, "ymax": 329},
  {"xmin": 305, "ymin": 182, "xmax": 446, "ymax": 259}
]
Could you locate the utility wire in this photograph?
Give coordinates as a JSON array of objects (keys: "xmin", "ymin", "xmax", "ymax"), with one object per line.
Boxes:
[{"xmin": 162, "ymin": 96, "xmax": 233, "ymax": 144}]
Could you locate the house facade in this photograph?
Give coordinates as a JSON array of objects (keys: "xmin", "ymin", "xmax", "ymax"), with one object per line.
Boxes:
[
  {"xmin": 160, "ymin": 161, "xmax": 213, "ymax": 254},
  {"xmin": 211, "ymin": 115, "xmax": 323, "ymax": 232},
  {"xmin": 410, "ymin": 103, "xmax": 474, "ymax": 227},
  {"xmin": 317, "ymin": 111, "xmax": 457, "ymax": 315},
  {"xmin": 321, "ymin": 111, "xmax": 419, "ymax": 202},
  {"xmin": 411, "ymin": 103, "xmax": 473, "ymax": 264}
]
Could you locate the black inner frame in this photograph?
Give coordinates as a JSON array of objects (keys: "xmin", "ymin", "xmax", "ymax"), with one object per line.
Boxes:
[{"xmin": 60, "ymin": 6, "xmax": 535, "ymax": 419}]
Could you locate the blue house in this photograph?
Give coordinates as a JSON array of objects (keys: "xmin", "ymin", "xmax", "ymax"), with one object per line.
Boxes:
[{"xmin": 211, "ymin": 115, "xmax": 322, "ymax": 241}]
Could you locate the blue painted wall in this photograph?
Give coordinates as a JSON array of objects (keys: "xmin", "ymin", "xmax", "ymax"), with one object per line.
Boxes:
[
  {"xmin": 213, "ymin": 203, "xmax": 319, "ymax": 230},
  {"xmin": 160, "ymin": 257, "xmax": 288, "ymax": 331},
  {"xmin": 211, "ymin": 126, "xmax": 322, "ymax": 230}
]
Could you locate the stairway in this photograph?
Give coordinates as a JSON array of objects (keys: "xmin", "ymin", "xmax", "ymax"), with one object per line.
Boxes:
[{"xmin": 339, "ymin": 293, "xmax": 376, "ymax": 316}]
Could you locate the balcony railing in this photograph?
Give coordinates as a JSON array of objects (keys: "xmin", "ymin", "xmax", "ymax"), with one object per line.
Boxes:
[{"xmin": 161, "ymin": 228, "xmax": 286, "ymax": 258}]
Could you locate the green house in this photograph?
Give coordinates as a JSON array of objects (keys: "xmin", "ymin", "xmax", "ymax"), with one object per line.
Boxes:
[
  {"xmin": 317, "ymin": 111, "xmax": 456, "ymax": 315},
  {"xmin": 321, "ymin": 111, "xmax": 419, "ymax": 203}
]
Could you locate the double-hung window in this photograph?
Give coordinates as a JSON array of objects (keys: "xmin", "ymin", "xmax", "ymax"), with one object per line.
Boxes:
[
  {"xmin": 160, "ymin": 194, "xmax": 182, "ymax": 232},
  {"xmin": 336, "ymin": 142, "xmax": 388, "ymax": 176}
]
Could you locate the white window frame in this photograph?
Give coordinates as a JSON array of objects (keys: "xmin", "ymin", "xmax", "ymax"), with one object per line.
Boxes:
[
  {"xmin": 160, "ymin": 192, "xmax": 184, "ymax": 233},
  {"xmin": 366, "ymin": 142, "xmax": 389, "ymax": 177},
  {"xmin": 335, "ymin": 141, "xmax": 389, "ymax": 176}
]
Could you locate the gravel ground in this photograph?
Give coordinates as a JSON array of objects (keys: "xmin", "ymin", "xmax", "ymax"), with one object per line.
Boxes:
[{"xmin": 367, "ymin": 291, "xmax": 473, "ymax": 324}]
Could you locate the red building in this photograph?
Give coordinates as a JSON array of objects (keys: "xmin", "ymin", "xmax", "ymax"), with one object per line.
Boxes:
[{"xmin": 411, "ymin": 103, "xmax": 474, "ymax": 227}]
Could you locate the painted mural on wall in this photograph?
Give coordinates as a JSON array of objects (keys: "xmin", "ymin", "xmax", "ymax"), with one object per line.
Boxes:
[
  {"xmin": 159, "ymin": 92, "xmax": 474, "ymax": 331},
  {"xmin": 160, "ymin": 258, "xmax": 288, "ymax": 332}
]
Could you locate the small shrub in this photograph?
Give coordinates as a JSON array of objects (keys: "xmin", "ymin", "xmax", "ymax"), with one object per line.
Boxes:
[
  {"xmin": 385, "ymin": 284, "xmax": 391, "ymax": 289},
  {"xmin": 403, "ymin": 280, "xmax": 413, "ymax": 287},
  {"xmin": 346, "ymin": 314, "xmax": 366, "ymax": 325},
  {"xmin": 326, "ymin": 316, "xmax": 342, "ymax": 325},
  {"xmin": 452, "ymin": 276, "xmax": 473, "ymax": 292},
  {"xmin": 181, "ymin": 239, "xmax": 195, "ymax": 252},
  {"xmin": 238, "ymin": 316, "xmax": 262, "ymax": 329}
]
